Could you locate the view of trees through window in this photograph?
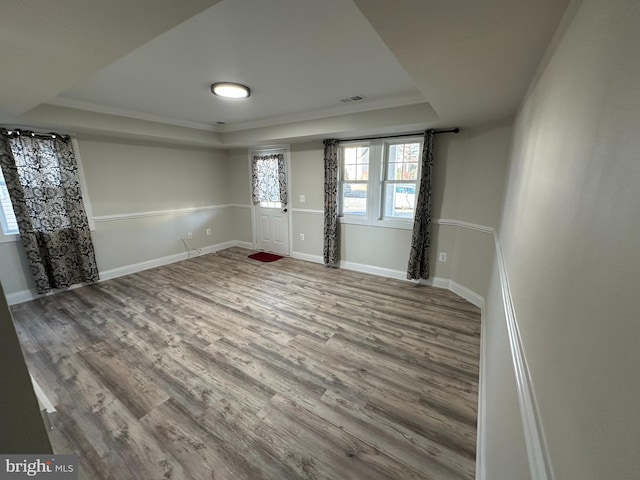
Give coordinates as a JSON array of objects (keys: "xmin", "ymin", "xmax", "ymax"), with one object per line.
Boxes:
[
  {"xmin": 338, "ymin": 137, "xmax": 422, "ymax": 223},
  {"xmin": 384, "ymin": 142, "xmax": 421, "ymax": 219},
  {"xmin": 341, "ymin": 145, "xmax": 369, "ymax": 215}
]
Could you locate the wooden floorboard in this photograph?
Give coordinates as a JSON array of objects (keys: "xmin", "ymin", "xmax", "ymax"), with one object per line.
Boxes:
[{"xmin": 11, "ymin": 247, "xmax": 481, "ymax": 479}]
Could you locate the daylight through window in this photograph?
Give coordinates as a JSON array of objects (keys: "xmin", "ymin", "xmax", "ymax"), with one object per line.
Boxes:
[
  {"xmin": 383, "ymin": 141, "xmax": 421, "ymax": 219},
  {"xmin": 0, "ymin": 169, "xmax": 18, "ymax": 235},
  {"xmin": 338, "ymin": 136, "xmax": 422, "ymax": 228},
  {"xmin": 340, "ymin": 145, "xmax": 369, "ymax": 216}
]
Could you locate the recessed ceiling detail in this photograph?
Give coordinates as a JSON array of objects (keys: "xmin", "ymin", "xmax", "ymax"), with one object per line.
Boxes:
[{"xmin": 53, "ymin": 0, "xmax": 421, "ymax": 128}]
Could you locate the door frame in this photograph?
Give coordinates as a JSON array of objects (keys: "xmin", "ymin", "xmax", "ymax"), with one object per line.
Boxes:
[{"xmin": 248, "ymin": 145, "xmax": 292, "ymax": 256}]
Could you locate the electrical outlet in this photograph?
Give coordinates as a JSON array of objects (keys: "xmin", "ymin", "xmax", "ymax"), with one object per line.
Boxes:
[
  {"xmin": 299, "ymin": 233, "xmax": 305, "ymax": 241},
  {"xmin": 206, "ymin": 228, "xmax": 211, "ymax": 236},
  {"xmin": 439, "ymin": 252, "xmax": 447, "ymax": 262},
  {"xmin": 299, "ymin": 194, "xmax": 306, "ymax": 203},
  {"xmin": 187, "ymin": 232, "xmax": 193, "ymax": 239}
]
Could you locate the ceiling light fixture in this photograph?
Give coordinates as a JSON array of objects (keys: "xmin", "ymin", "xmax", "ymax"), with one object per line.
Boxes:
[{"xmin": 211, "ymin": 82, "xmax": 251, "ymax": 99}]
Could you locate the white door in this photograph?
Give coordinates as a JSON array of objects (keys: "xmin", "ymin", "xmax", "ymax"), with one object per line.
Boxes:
[
  {"xmin": 251, "ymin": 151, "xmax": 290, "ymax": 256},
  {"xmin": 256, "ymin": 202, "xmax": 289, "ymax": 255}
]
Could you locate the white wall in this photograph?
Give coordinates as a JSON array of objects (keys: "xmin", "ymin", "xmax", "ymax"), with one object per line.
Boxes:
[
  {"xmin": 78, "ymin": 138, "xmax": 236, "ymax": 272},
  {"xmin": 434, "ymin": 121, "xmax": 512, "ymax": 299},
  {"xmin": 226, "ymin": 149, "xmax": 253, "ymax": 244},
  {"xmin": 484, "ymin": 0, "xmax": 640, "ymax": 477}
]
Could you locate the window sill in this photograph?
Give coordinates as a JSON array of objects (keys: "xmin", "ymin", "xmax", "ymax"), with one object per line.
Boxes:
[
  {"xmin": 338, "ymin": 216, "xmax": 414, "ymax": 230},
  {"xmin": 0, "ymin": 233, "xmax": 19, "ymax": 244}
]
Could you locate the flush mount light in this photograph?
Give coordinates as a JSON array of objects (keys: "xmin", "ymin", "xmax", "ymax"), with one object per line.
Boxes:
[{"xmin": 211, "ymin": 82, "xmax": 251, "ymax": 99}]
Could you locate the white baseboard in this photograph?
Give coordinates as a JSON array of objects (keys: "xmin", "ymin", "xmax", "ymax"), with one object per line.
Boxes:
[
  {"xmin": 30, "ymin": 374, "xmax": 56, "ymax": 431},
  {"xmin": 339, "ymin": 260, "xmax": 409, "ymax": 281},
  {"xmin": 5, "ymin": 240, "xmax": 252, "ymax": 305},
  {"xmin": 475, "ymin": 307, "xmax": 488, "ymax": 480},
  {"xmin": 290, "ymin": 252, "xmax": 452, "ymax": 293},
  {"xmin": 449, "ymin": 280, "xmax": 485, "ymax": 309},
  {"xmin": 100, "ymin": 251, "xmax": 188, "ymax": 282},
  {"xmin": 232, "ymin": 241, "xmax": 256, "ymax": 250},
  {"xmin": 6, "ymin": 289, "xmax": 38, "ymax": 306},
  {"xmin": 291, "ymin": 251, "xmax": 323, "ymax": 264}
]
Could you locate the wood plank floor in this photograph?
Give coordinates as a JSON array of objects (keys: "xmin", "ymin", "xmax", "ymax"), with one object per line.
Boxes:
[{"xmin": 11, "ymin": 247, "xmax": 481, "ymax": 480}]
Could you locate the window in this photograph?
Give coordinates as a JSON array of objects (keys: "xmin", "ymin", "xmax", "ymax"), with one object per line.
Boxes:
[
  {"xmin": 0, "ymin": 169, "xmax": 18, "ymax": 235},
  {"xmin": 339, "ymin": 144, "xmax": 369, "ymax": 216},
  {"xmin": 251, "ymin": 153, "xmax": 286, "ymax": 209},
  {"xmin": 338, "ymin": 136, "xmax": 422, "ymax": 228},
  {"xmin": 382, "ymin": 141, "xmax": 421, "ymax": 219}
]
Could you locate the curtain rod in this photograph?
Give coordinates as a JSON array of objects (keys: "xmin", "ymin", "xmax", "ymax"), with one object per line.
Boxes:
[
  {"xmin": 1, "ymin": 128, "xmax": 70, "ymax": 140},
  {"xmin": 337, "ymin": 128, "xmax": 459, "ymax": 143}
]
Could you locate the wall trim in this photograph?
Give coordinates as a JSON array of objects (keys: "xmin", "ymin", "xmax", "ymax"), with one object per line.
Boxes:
[
  {"xmin": 494, "ymin": 234, "xmax": 553, "ymax": 480},
  {"xmin": 290, "ymin": 251, "xmax": 452, "ymax": 291},
  {"xmin": 340, "ymin": 259, "xmax": 409, "ymax": 281},
  {"xmin": 291, "ymin": 251, "xmax": 323, "ymax": 264},
  {"xmin": 342, "ymin": 259, "xmax": 451, "ymax": 291},
  {"xmin": 6, "ymin": 240, "xmax": 251, "ymax": 305},
  {"xmin": 449, "ymin": 279, "xmax": 485, "ymax": 309},
  {"xmin": 93, "ymin": 203, "xmax": 251, "ymax": 223},
  {"xmin": 434, "ymin": 218, "xmax": 496, "ymax": 235},
  {"xmin": 233, "ymin": 241, "xmax": 256, "ymax": 250},
  {"xmin": 30, "ymin": 374, "xmax": 56, "ymax": 430},
  {"xmin": 475, "ymin": 306, "xmax": 488, "ymax": 480},
  {"xmin": 290, "ymin": 208, "xmax": 323, "ymax": 215},
  {"xmin": 418, "ymin": 217, "xmax": 549, "ymax": 479},
  {"xmin": 100, "ymin": 251, "xmax": 195, "ymax": 282}
]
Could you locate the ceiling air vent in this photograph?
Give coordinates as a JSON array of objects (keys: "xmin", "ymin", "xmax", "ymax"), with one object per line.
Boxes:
[{"xmin": 340, "ymin": 95, "xmax": 365, "ymax": 103}]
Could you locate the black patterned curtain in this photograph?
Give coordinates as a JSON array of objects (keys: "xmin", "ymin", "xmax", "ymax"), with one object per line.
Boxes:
[
  {"xmin": 407, "ymin": 129, "xmax": 434, "ymax": 280},
  {"xmin": 0, "ymin": 130, "xmax": 99, "ymax": 294},
  {"xmin": 323, "ymin": 139, "xmax": 339, "ymax": 267},
  {"xmin": 251, "ymin": 154, "xmax": 287, "ymax": 205}
]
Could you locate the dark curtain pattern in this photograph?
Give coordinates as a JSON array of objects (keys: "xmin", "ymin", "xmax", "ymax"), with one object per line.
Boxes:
[
  {"xmin": 251, "ymin": 154, "xmax": 287, "ymax": 205},
  {"xmin": 0, "ymin": 131, "xmax": 99, "ymax": 294},
  {"xmin": 407, "ymin": 129, "xmax": 435, "ymax": 280},
  {"xmin": 323, "ymin": 139, "xmax": 339, "ymax": 267}
]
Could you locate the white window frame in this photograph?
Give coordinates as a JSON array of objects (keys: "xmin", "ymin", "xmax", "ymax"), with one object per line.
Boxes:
[
  {"xmin": 338, "ymin": 136, "xmax": 423, "ymax": 230},
  {"xmin": 381, "ymin": 139, "xmax": 422, "ymax": 222},
  {"xmin": 338, "ymin": 141, "xmax": 373, "ymax": 224},
  {"xmin": 0, "ymin": 169, "xmax": 19, "ymax": 242}
]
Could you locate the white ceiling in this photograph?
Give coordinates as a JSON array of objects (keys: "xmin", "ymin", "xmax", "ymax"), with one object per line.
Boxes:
[
  {"xmin": 52, "ymin": 0, "xmax": 423, "ymax": 130},
  {"xmin": 354, "ymin": 0, "xmax": 571, "ymax": 126},
  {"xmin": 2, "ymin": 0, "xmax": 570, "ymax": 146},
  {"xmin": 0, "ymin": 0, "xmax": 221, "ymax": 120}
]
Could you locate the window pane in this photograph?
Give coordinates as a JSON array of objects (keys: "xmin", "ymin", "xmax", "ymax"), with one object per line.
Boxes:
[
  {"xmin": 0, "ymin": 174, "xmax": 19, "ymax": 235},
  {"xmin": 253, "ymin": 157, "xmax": 283, "ymax": 203},
  {"xmin": 342, "ymin": 183, "xmax": 367, "ymax": 216},
  {"xmin": 342, "ymin": 146, "xmax": 369, "ymax": 181},
  {"xmin": 259, "ymin": 201, "xmax": 282, "ymax": 208},
  {"xmin": 383, "ymin": 183, "xmax": 416, "ymax": 219},
  {"xmin": 387, "ymin": 143, "xmax": 420, "ymax": 180}
]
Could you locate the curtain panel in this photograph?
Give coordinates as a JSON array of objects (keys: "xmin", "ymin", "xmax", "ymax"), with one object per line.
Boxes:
[
  {"xmin": 0, "ymin": 131, "xmax": 99, "ymax": 294},
  {"xmin": 407, "ymin": 129, "xmax": 435, "ymax": 280},
  {"xmin": 251, "ymin": 154, "xmax": 287, "ymax": 205},
  {"xmin": 323, "ymin": 139, "xmax": 339, "ymax": 267}
]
